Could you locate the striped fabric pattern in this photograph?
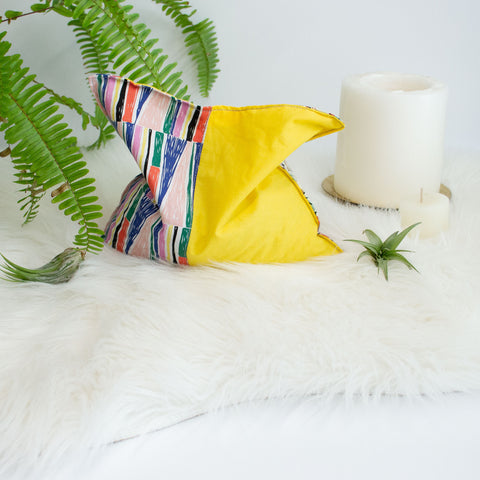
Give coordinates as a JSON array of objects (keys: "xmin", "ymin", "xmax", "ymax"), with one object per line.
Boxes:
[
  {"xmin": 90, "ymin": 74, "xmax": 212, "ymax": 265},
  {"xmin": 103, "ymin": 174, "xmax": 191, "ymax": 264}
]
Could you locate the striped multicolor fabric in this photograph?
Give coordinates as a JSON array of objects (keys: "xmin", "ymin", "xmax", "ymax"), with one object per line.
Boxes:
[
  {"xmin": 103, "ymin": 174, "xmax": 191, "ymax": 264},
  {"xmin": 90, "ymin": 74, "xmax": 211, "ymax": 264}
]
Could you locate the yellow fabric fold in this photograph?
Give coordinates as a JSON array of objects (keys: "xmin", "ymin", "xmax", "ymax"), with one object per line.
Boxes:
[{"xmin": 187, "ymin": 104, "xmax": 344, "ymax": 264}]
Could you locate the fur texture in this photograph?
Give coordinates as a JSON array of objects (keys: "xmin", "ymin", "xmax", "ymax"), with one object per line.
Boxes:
[{"xmin": 1, "ymin": 139, "xmax": 479, "ymax": 475}]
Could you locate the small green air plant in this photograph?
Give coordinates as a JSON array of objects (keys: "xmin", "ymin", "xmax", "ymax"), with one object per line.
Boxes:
[
  {"xmin": 0, "ymin": 248, "xmax": 85, "ymax": 284},
  {"xmin": 345, "ymin": 223, "xmax": 421, "ymax": 281}
]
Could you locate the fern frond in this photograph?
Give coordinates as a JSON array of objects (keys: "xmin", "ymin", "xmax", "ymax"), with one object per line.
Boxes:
[
  {"xmin": 86, "ymin": 105, "xmax": 117, "ymax": 150},
  {"xmin": 66, "ymin": 13, "xmax": 117, "ymax": 149},
  {"xmin": 68, "ymin": 16, "xmax": 112, "ymax": 74},
  {"xmin": 0, "ymin": 33, "xmax": 104, "ymax": 253},
  {"xmin": 0, "ymin": 33, "xmax": 44, "ymax": 221},
  {"xmin": 15, "ymin": 174, "xmax": 45, "ymax": 224},
  {"xmin": 37, "ymin": 79, "xmax": 93, "ymax": 130},
  {"xmin": 154, "ymin": 0, "xmax": 219, "ymax": 97},
  {"xmin": 72, "ymin": 0, "xmax": 189, "ymax": 98}
]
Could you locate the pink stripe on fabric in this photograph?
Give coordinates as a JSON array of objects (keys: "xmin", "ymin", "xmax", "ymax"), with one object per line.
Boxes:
[
  {"xmin": 137, "ymin": 90, "xmax": 171, "ymax": 131},
  {"xmin": 128, "ymin": 213, "xmax": 159, "ymax": 258},
  {"xmin": 104, "ymin": 217, "xmax": 116, "ymax": 243},
  {"xmin": 173, "ymin": 101, "xmax": 189, "ymax": 137},
  {"xmin": 157, "ymin": 225, "xmax": 167, "ymax": 260},
  {"xmin": 132, "ymin": 125, "xmax": 144, "ymax": 161},
  {"xmin": 104, "ymin": 77, "xmax": 118, "ymax": 120}
]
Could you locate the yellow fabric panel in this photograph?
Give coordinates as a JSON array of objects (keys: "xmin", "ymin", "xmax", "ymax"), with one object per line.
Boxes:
[{"xmin": 187, "ymin": 104, "xmax": 344, "ymax": 265}]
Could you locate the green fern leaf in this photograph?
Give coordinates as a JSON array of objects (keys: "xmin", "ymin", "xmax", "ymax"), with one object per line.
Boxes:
[
  {"xmin": 154, "ymin": 0, "xmax": 220, "ymax": 97},
  {"xmin": 68, "ymin": 15, "xmax": 111, "ymax": 74},
  {"xmin": 86, "ymin": 105, "xmax": 116, "ymax": 150},
  {"xmin": 72, "ymin": 0, "xmax": 189, "ymax": 98},
  {"xmin": 0, "ymin": 34, "xmax": 103, "ymax": 255},
  {"xmin": 65, "ymin": 7, "xmax": 119, "ymax": 149},
  {"xmin": 37, "ymin": 80, "xmax": 93, "ymax": 130}
]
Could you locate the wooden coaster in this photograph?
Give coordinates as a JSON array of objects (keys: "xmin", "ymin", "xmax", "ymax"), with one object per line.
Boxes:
[{"xmin": 321, "ymin": 175, "xmax": 452, "ymax": 208}]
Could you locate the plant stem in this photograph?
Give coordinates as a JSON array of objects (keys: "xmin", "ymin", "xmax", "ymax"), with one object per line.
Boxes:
[{"xmin": 1, "ymin": 7, "xmax": 55, "ymax": 24}]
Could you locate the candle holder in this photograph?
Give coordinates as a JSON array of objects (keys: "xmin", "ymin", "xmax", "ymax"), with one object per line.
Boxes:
[
  {"xmin": 329, "ymin": 72, "xmax": 449, "ymax": 209},
  {"xmin": 322, "ymin": 175, "xmax": 452, "ymax": 208}
]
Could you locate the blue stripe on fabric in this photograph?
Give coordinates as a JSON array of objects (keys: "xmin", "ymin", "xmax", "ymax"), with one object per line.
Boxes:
[
  {"xmin": 99, "ymin": 74, "xmax": 107, "ymax": 102},
  {"xmin": 135, "ymin": 86, "xmax": 152, "ymax": 122},
  {"xmin": 123, "ymin": 122, "xmax": 135, "ymax": 150},
  {"xmin": 191, "ymin": 143, "xmax": 202, "ymax": 193},
  {"xmin": 124, "ymin": 190, "xmax": 159, "ymax": 254},
  {"xmin": 150, "ymin": 218, "xmax": 164, "ymax": 259},
  {"xmin": 157, "ymin": 135, "xmax": 187, "ymax": 206}
]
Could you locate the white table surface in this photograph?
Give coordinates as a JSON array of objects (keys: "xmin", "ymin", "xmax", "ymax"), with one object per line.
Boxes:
[{"xmin": 38, "ymin": 391, "xmax": 480, "ymax": 480}]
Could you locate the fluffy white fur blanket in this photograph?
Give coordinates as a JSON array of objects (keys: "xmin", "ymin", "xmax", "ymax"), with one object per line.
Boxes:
[{"xmin": 1, "ymin": 140, "xmax": 479, "ymax": 474}]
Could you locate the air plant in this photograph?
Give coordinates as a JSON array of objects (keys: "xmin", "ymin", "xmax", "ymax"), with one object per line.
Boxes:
[
  {"xmin": 345, "ymin": 223, "xmax": 420, "ymax": 280},
  {"xmin": 0, "ymin": 248, "xmax": 85, "ymax": 284}
]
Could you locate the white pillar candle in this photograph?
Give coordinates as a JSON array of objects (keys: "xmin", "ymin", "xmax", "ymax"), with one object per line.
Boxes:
[
  {"xmin": 399, "ymin": 192, "xmax": 449, "ymax": 238},
  {"xmin": 334, "ymin": 72, "xmax": 448, "ymax": 208}
]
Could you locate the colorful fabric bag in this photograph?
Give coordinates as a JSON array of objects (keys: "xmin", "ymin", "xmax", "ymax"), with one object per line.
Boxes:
[{"xmin": 89, "ymin": 74, "xmax": 344, "ymax": 265}]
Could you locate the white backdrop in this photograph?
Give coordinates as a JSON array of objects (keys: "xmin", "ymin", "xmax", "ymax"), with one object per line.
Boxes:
[{"xmin": 2, "ymin": 0, "xmax": 479, "ymax": 151}]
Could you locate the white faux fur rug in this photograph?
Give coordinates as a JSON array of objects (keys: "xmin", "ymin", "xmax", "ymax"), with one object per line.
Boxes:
[{"xmin": 1, "ymin": 139, "xmax": 480, "ymax": 474}]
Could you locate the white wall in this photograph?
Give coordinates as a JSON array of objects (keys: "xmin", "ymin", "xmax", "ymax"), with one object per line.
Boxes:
[{"xmin": 2, "ymin": 0, "xmax": 479, "ymax": 151}]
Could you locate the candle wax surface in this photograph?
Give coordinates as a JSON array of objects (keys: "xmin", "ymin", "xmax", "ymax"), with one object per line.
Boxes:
[{"xmin": 334, "ymin": 72, "xmax": 448, "ymax": 208}]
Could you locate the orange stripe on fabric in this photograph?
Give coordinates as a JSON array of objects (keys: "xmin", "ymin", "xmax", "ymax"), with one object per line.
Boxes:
[
  {"xmin": 148, "ymin": 166, "xmax": 161, "ymax": 199},
  {"xmin": 116, "ymin": 219, "xmax": 130, "ymax": 252},
  {"xmin": 123, "ymin": 82, "xmax": 140, "ymax": 124},
  {"xmin": 192, "ymin": 106, "xmax": 212, "ymax": 143}
]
